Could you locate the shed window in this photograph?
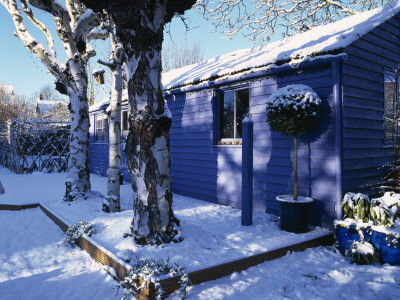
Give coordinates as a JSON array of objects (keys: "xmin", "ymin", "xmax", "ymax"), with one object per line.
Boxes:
[
  {"xmin": 384, "ymin": 70, "xmax": 399, "ymax": 144},
  {"xmin": 219, "ymin": 88, "xmax": 249, "ymax": 140},
  {"xmin": 95, "ymin": 115, "xmax": 108, "ymax": 142}
]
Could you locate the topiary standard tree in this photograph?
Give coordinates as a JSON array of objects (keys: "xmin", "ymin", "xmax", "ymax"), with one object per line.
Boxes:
[{"xmin": 266, "ymin": 84, "xmax": 321, "ymax": 200}]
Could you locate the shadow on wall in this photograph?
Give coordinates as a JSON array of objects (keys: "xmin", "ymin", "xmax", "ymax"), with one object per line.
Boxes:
[{"xmin": 260, "ymin": 69, "xmax": 334, "ymax": 227}]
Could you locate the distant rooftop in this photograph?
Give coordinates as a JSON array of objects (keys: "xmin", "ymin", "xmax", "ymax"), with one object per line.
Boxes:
[{"xmin": 0, "ymin": 84, "xmax": 14, "ymax": 95}]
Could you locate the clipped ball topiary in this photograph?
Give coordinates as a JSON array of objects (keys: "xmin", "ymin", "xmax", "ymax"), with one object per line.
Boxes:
[
  {"xmin": 266, "ymin": 84, "xmax": 321, "ymax": 200},
  {"xmin": 265, "ymin": 84, "xmax": 321, "ymax": 137}
]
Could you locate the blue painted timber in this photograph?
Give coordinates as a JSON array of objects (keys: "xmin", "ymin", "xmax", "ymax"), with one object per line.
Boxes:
[{"xmin": 242, "ymin": 117, "xmax": 253, "ymax": 226}]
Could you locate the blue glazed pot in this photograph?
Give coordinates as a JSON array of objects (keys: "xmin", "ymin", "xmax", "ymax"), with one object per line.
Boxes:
[
  {"xmin": 335, "ymin": 225, "xmax": 372, "ymax": 255},
  {"xmin": 371, "ymin": 230, "xmax": 400, "ymax": 265}
]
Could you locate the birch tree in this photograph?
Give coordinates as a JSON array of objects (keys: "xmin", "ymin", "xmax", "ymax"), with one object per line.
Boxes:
[
  {"xmin": 80, "ymin": 0, "xmax": 196, "ymax": 245},
  {"xmin": 92, "ymin": 20, "xmax": 125, "ymax": 213},
  {"xmin": 196, "ymin": 0, "xmax": 390, "ymax": 44},
  {"xmin": 0, "ymin": 0, "xmax": 101, "ymax": 201}
]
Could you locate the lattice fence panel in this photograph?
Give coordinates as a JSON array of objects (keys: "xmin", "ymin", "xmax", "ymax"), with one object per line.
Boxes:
[{"xmin": 7, "ymin": 120, "xmax": 70, "ymax": 174}]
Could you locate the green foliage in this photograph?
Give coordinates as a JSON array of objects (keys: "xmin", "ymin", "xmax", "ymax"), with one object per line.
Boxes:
[
  {"xmin": 265, "ymin": 84, "xmax": 321, "ymax": 137},
  {"xmin": 345, "ymin": 241, "xmax": 380, "ymax": 265},
  {"xmin": 370, "ymin": 198, "xmax": 395, "ymax": 227},
  {"xmin": 63, "ymin": 221, "xmax": 95, "ymax": 246},
  {"xmin": 342, "ymin": 192, "xmax": 370, "ymax": 223},
  {"xmin": 118, "ymin": 257, "xmax": 190, "ymax": 300}
]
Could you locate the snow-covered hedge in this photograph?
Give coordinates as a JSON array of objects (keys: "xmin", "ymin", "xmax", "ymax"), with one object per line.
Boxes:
[{"xmin": 265, "ymin": 84, "xmax": 321, "ymax": 136}]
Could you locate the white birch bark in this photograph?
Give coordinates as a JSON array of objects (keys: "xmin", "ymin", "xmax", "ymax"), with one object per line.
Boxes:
[
  {"xmin": 80, "ymin": 0, "xmax": 196, "ymax": 245},
  {"xmin": 1, "ymin": 0, "xmax": 100, "ymax": 201},
  {"xmin": 105, "ymin": 61, "xmax": 123, "ymax": 212}
]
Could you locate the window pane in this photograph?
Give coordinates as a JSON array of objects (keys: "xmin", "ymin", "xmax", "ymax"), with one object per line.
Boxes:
[
  {"xmin": 235, "ymin": 89, "xmax": 250, "ymax": 138},
  {"xmin": 385, "ymin": 71, "xmax": 397, "ymax": 142},
  {"xmin": 96, "ymin": 117, "xmax": 102, "ymax": 128},
  {"xmin": 96, "ymin": 129, "xmax": 103, "ymax": 141},
  {"xmin": 220, "ymin": 91, "xmax": 235, "ymax": 138}
]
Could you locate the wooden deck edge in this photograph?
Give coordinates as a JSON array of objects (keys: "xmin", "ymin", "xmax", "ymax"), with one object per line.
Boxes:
[
  {"xmin": 0, "ymin": 203, "xmax": 40, "ymax": 210},
  {"xmin": 159, "ymin": 233, "xmax": 335, "ymax": 296},
  {"xmin": 0, "ymin": 203, "xmax": 335, "ymax": 300},
  {"xmin": 39, "ymin": 203, "xmax": 70, "ymax": 233}
]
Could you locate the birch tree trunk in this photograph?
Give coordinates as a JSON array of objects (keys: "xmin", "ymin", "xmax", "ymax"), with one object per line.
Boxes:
[
  {"xmin": 0, "ymin": 0, "xmax": 101, "ymax": 202},
  {"xmin": 64, "ymin": 55, "xmax": 91, "ymax": 201},
  {"xmin": 104, "ymin": 64, "xmax": 123, "ymax": 212},
  {"xmin": 80, "ymin": 0, "xmax": 196, "ymax": 245}
]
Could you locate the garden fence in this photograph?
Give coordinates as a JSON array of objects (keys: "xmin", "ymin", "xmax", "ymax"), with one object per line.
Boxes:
[{"xmin": 6, "ymin": 119, "xmax": 70, "ymax": 174}]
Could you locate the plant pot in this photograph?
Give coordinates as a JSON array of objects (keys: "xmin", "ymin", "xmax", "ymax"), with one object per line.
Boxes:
[
  {"xmin": 371, "ymin": 229, "xmax": 400, "ymax": 265},
  {"xmin": 335, "ymin": 223, "xmax": 371, "ymax": 255},
  {"xmin": 276, "ymin": 195, "xmax": 314, "ymax": 233}
]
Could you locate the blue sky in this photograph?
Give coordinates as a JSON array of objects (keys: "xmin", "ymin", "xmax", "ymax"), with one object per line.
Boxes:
[{"xmin": 0, "ymin": 6, "xmax": 257, "ymax": 101}]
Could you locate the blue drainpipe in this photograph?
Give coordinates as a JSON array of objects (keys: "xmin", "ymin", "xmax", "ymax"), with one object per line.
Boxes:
[{"xmin": 332, "ymin": 60, "xmax": 343, "ymax": 220}]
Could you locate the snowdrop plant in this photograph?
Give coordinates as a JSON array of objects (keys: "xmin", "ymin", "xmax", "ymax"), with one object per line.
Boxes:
[
  {"xmin": 266, "ymin": 84, "xmax": 321, "ymax": 200},
  {"xmin": 118, "ymin": 257, "xmax": 190, "ymax": 300},
  {"xmin": 63, "ymin": 221, "xmax": 95, "ymax": 247}
]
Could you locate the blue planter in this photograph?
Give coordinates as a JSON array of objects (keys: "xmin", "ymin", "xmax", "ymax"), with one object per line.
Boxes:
[
  {"xmin": 371, "ymin": 230, "xmax": 400, "ymax": 265},
  {"xmin": 335, "ymin": 225, "xmax": 371, "ymax": 255}
]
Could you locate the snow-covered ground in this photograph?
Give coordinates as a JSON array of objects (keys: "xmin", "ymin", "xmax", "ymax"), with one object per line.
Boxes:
[
  {"xmin": 0, "ymin": 207, "xmax": 122, "ymax": 300},
  {"xmin": 1, "ymin": 167, "xmax": 400, "ymax": 299}
]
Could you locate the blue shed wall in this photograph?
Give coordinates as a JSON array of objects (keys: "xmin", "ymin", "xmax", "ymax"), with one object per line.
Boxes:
[
  {"xmin": 166, "ymin": 64, "xmax": 337, "ymax": 227},
  {"xmin": 341, "ymin": 15, "xmax": 400, "ymax": 193},
  {"xmin": 89, "ymin": 111, "xmax": 132, "ymax": 182}
]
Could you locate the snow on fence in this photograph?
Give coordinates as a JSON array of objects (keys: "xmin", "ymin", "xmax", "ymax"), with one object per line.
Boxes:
[
  {"xmin": 6, "ymin": 119, "xmax": 70, "ymax": 174},
  {"xmin": 0, "ymin": 122, "xmax": 9, "ymax": 167}
]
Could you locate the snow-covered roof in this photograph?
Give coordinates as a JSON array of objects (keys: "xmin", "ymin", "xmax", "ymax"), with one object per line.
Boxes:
[
  {"xmin": 36, "ymin": 99, "xmax": 68, "ymax": 114},
  {"xmin": 162, "ymin": 0, "xmax": 400, "ymax": 91},
  {"xmin": 89, "ymin": 90, "xmax": 129, "ymax": 112},
  {"xmin": 0, "ymin": 84, "xmax": 14, "ymax": 95}
]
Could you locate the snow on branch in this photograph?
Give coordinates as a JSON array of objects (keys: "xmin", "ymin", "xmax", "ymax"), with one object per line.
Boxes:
[
  {"xmin": 0, "ymin": 0, "xmax": 63, "ymax": 78},
  {"xmin": 73, "ymin": 8, "xmax": 101, "ymax": 48},
  {"xmin": 19, "ymin": 0, "xmax": 57, "ymax": 56}
]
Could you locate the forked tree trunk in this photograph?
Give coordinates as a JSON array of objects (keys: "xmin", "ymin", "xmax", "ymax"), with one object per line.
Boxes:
[{"xmin": 80, "ymin": 0, "xmax": 196, "ymax": 245}]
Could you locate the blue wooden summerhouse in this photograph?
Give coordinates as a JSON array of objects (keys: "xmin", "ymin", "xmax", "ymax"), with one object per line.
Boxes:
[{"xmin": 89, "ymin": 2, "xmax": 400, "ymax": 228}]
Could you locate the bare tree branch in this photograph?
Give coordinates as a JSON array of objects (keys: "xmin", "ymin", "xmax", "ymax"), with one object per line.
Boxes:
[
  {"xmin": 196, "ymin": 0, "xmax": 387, "ymax": 44},
  {"xmin": 0, "ymin": 0, "xmax": 63, "ymax": 79}
]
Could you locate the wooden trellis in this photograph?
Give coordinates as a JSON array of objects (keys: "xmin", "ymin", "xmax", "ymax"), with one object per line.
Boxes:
[{"xmin": 7, "ymin": 119, "xmax": 70, "ymax": 174}]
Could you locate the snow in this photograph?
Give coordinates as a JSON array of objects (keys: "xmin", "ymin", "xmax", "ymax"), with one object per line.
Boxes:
[
  {"xmin": 0, "ymin": 208, "xmax": 122, "ymax": 300},
  {"xmin": 1, "ymin": 167, "xmax": 400, "ymax": 299},
  {"xmin": 162, "ymin": 0, "xmax": 400, "ymax": 91}
]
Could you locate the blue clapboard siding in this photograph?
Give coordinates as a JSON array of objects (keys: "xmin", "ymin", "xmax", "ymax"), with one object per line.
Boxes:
[
  {"xmin": 89, "ymin": 111, "xmax": 132, "ymax": 183},
  {"xmin": 166, "ymin": 64, "xmax": 338, "ymax": 228},
  {"xmin": 340, "ymin": 15, "xmax": 400, "ymax": 193}
]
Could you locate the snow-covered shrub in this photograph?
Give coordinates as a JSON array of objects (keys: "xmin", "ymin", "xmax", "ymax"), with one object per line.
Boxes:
[
  {"xmin": 63, "ymin": 221, "xmax": 95, "ymax": 246},
  {"xmin": 345, "ymin": 241, "xmax": 380, "ymax": 265},
  {"xmin": 342, "ymin": 192, "xmax": 370, "ymax": 223},
  {"xmin": 265, "ymin": 84, "xmax": 321, "ymax": 137},
  {"xmin": 118, "ymin": 257, "xmax": 190, "ymax": 300},
  {"xmin": 370, "ymin": 192, "xmax": 400, "ymax": 227}
]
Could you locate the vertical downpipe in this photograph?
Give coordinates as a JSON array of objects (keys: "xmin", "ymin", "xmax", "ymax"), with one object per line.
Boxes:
[
  {"xmin": 333, "ymin": 60, "xmax": 343, "ymax": 220},
  {"xmin": 242, "ymin": 115, "xmax": 253, "ymax": 226}
]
